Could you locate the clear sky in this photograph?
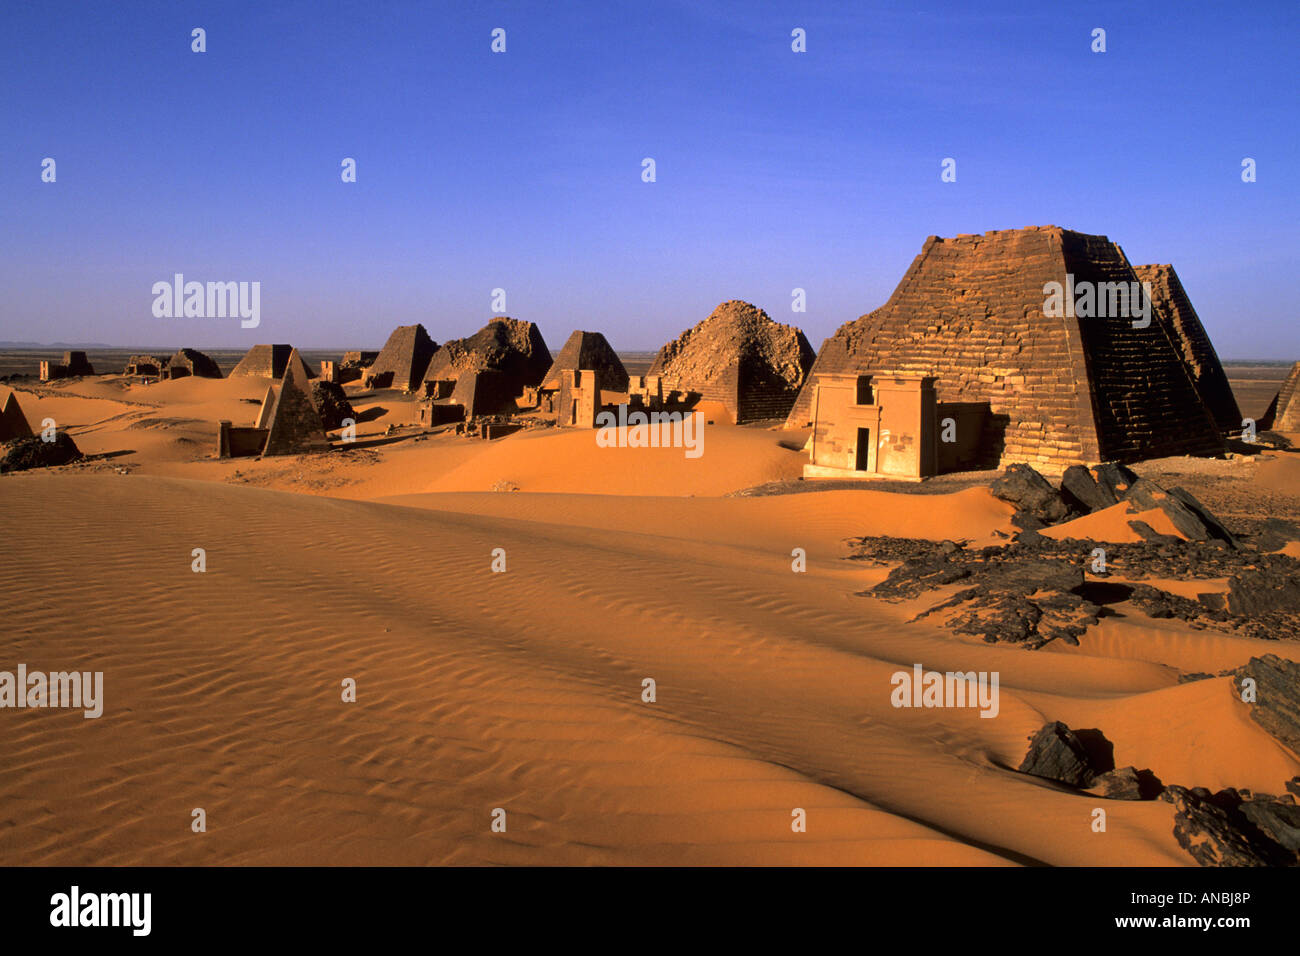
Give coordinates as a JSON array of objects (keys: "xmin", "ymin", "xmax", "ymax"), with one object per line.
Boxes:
[{"xmin": 2, "ymin": 0, "xmax": 1296, "ymax": 357}]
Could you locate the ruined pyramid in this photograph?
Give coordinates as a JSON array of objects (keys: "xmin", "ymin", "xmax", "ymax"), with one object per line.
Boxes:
[
  {"xmin": 541, "ymin": 330, "xmax": 629, "ymax": 392},
  {"xmin": 0, "ymin": 391, "xmax": 33, "ymax": 442},
  {"xmin": 262, "ymin": 349, "xmax": 329, "ymax": 456},
  {"xmin": 649, "ymin": 300, "xmax": 815, "ymax": 424},
  {"xmin": 1261, "ymin": 361, "xmax": 1300, "ymax": 432},
  {"xmin": 366, "ymin": 324, "xmax": 437, "ymax": 392},
  {"xmin": 422, "ymin": 318, "xmax": 552, "ymax": 391},
  {"xmin": 786, "ymin": 226, "xmax": 1229, "ymax": 470}
]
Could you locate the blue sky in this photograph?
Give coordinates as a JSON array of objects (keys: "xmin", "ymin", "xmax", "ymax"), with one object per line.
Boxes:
[{"xmin": 1, "ymin": 0, "xmax": 1296, "ymax": 356}]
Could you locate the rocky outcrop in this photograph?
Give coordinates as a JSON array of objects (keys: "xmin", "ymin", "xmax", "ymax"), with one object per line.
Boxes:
[
  {"xmin": 1236, "ymin": 656, "xmax": 1300, "ymax": 757},
  {"xmin": 1161, "ymin": 786, "xmax": 1299, "ymax": 866}
]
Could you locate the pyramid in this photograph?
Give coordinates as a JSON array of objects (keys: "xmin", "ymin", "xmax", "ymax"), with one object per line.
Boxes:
[
  {"xmin": 366, "ymin": 324, "xmax": 437, "ymax": 391},
  {"xmin": 262, "ymin": 349, "xmax": 329, "ymax": 456},
  {"xmin": 786, "ymin": 227, "xmax": 1228, "ymax": 470},
  {"xmin": 541, "ymin": 330, "xmax": 629, "ymax": 392},
  {"xmin": 1134, "ymin": 264, "xmax": 1240, "ymax": 433},
  {"xmin": 0, "ymin": 391, "xmax": 33, "ymax": 442},
  {"xmin": 1262, "ymin": 361, "xmax": 1300, "ymax": 431},
  {"xmin": 422, "ymin": 318, "xmax": 551, "ymax": 391},
  {"xmin": 649, "ymin": 300, "xmax": 815, "ymax": 423},
  {"xmin": 230, "ymin": 344, "xmax": 316, "ymax": 380}
]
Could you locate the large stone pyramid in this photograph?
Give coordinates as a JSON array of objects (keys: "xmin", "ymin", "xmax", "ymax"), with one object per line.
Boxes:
[
  {"xmin": 422, "ymin": 318, "xmax": 551, "ymax": 390},
  {"xmin": 367, "ymin": 324, "xmax": 437, "ymax": 391},
  {"xmin": 1261, "ymin": 361, "xmax": 1300, "ymax": 431},
  {"xmin": 649, "ymin": 300, "xmax": 815, "ymax": 424},
  {"xmin": 541, "ymin": 330, "xmax": 629, "ymax": 392},
  {"xmin": 230, "ymin": 344, "xmax": 316, "ymax": 380},
  {"xmin": 786, "ymin": 226, "xmax": 1228, "ymax": 470},
  {"xmin": 262, "ymin": 349, "xmax": 329, "ymax": 456},
  {"xmin": 0, "ymin": 391, "xmax": 33, "ymax": 442}
]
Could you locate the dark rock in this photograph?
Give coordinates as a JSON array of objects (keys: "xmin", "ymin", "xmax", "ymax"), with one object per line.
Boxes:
[
  {"xmin": 1167, "ymin": 487, "xmax": 1239, "ymax": 548},
  {"xmin": 1227, "ymin": 571, "xmax": 1300, "ymax": 621},
  {"xmin": 1236, "ymin": 656, "xmax": 1300, "ymax": 756},
  {"xmin": 0, "ymin": 432, "xmax": 83, "ymax": 472},
  {"xmin": 1061, "ymin": 464, "xmax": 1117, "ymax": 513},
  {"xmin": 1090, "ymin": 462, "xmax": 1139, "ymax": 501},
  {"xmin": 1161, "ymin": 785, "xmax": 1297, "ymax": 866},
  {"xmin": 1018, "ymin": 721, "xmax": 1102, "ymax": 788},
  {"xmin": 1239, "ymin": 800, "xmax": 1300, "ymax": 854},
  {"xmin": 1089, "ymin": 766, "xmax": 1164, "ymax": 800},
  {"xmin": 1121, "ymin": 477, "xmax": 1165, "ymax": 511},
  {"xmin": 990, "ymin": 464, "xmax": 1071, "ymax": 523}
]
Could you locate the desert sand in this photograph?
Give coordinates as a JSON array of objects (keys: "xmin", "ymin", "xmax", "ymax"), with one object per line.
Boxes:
[{"xmin": 0, "ymin": 371, "xmax": 1297, "ymax": 866}]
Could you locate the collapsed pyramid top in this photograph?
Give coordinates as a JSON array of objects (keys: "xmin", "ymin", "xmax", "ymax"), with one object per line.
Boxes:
[
  {"xmin": 422, "ymin": 318, "xmax": 552, "ymax": 388},
  {"xmin": 786, "ymin": 226, "xmax": 1230, "ymax": 468},
  {"xmin": 648, "ymin": 300, "xmax": 815, "ymax": 422},
  {"xmin": 541, "ymin": 330, "xmax": 629, "ymax": 392},
  {"xmin": 367, "ymin": 324, "xmax": 437, "ymax": 391}
]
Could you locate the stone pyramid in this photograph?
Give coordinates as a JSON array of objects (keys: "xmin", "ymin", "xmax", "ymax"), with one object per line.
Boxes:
[
  {"xmin": 786, "ymin": 226, "xmax": 1228, "ymax": 470},
  {"xmin": 0, "ymin": 391, "xmax": 33, "ymax": 442},
  {"xmin": 1261, "ymin": 361, "xmax": 1300, "ymax": 431},
  {"xmin": 649, "ymin": 300, "xmax": 815, "ymax": 423},
  {"xmin": 231, "ymin": 344, "xmax": 316, "ymax": 379},
  {"xmin": 367, "ymin": 324, "xmax": 437, "ymax": 391},
  {"xmin": 262, "ymin": 349, "xmax": 329, "ymax": 456},
  {"xmin": 541, "ymin": 330, "xmax": 629, "ymax": 392}
]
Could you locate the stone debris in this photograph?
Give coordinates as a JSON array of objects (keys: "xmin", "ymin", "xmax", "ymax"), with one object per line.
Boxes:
[
  {"xmin": 310, "ymin": 381, "xmax": 356, "ymax": 431},
  {"xmin": 0, "ymin": 431, "xmax": 83, "ymax": 472}
]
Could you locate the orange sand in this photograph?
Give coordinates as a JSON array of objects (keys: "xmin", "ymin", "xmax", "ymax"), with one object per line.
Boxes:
[{"xmin": 0, "ymin": 378, "xmax": 1296, "ymax": 866}]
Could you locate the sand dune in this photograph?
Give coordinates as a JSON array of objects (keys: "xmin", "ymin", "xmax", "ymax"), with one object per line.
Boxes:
[{"xmin": 3, "ymin": 471, "xmax": 1293, "ymax": 865}]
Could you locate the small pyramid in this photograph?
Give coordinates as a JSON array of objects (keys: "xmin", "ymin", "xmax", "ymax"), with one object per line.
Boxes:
[
  {"xmin": 0, "ymin": 391, "xmax": 34, "ymax": 442},
  {"xmin": 542, "ymin": 330, "xmax": 629, "ymax": 392},
  {"xmin": 368, "ymin": 324, "xmax": 437, "ymax": 391},
  {"xmin": 262, "ymin": 350, "xmax": 329, "ymax": 456},
  {"xmin": 1263, "ymin": 361, "xmax": 1300, "ymax": 431},
  {"xmin": 254, "ymin": 384, "xmax": 278, "ymax": 428}
]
